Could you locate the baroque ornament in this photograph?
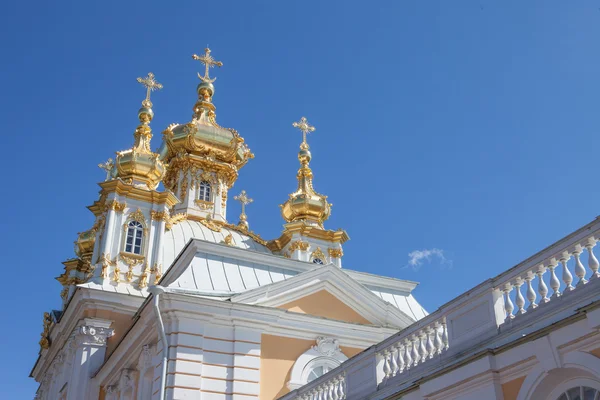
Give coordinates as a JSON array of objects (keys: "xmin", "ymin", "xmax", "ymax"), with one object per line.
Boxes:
[
  {"xmin": 39, "ymin": 312, "xmax": 52, "ymax": 350},
  {"xmin": 328, "ymin": 248, "xmax": 344, "ymax": 258},
  {"xmin": 312, "ymin": 337, "xmax": 341, "ymax": 357},
  {"xmin": 289, "ymin": 240, "xmax": 310, "ymax": 252},
  {"xmin": 200, "ymin": 214, "xmax": 222, "ymax": 232},
  {"xmin": 311, "ymin": 247, "xmax": 326, "ymax": 261}
]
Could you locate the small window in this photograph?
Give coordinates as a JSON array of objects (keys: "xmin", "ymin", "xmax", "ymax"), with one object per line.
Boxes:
[
  {"xmin": 198, "ymin": 181, "xmax": 211, "ymax": 202},
  {"xmin": 313, "ymin": 258, "xmax": 324, "ymax": 265},
  {"xmin": 307, "ymin": 364, "xmax": 334, "ymax": 382},
  {"xmin": 125, "ymin": 221, "xmax": 144, "ymax": 255}
]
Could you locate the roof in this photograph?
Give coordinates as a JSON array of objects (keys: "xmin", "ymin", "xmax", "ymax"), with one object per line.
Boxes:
[{"xmin": 162, "ymin": 219, "xmax": 271, "ymax": 268}]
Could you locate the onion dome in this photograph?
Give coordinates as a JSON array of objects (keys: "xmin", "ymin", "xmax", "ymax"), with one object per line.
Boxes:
[
  {"xmin": 280, "ymin": 117, "xmax": 332, "ymax": 227},
  {"xmin": 161, "ymin": 48, "xmax": 253, "ymax": 190},
  {"xmin": 114, "ymin": 73, "xmax": 166, "ymax": 190}
]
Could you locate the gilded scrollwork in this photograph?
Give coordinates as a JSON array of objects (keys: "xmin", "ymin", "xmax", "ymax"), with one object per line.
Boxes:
[
  {"xmin": 311, "ymin": 247, "xmax": 326, "ymax": 261},
  {"xmin": 289, "ymin": 240, "xmax": 310, "ymax": 252},
  {"xmin": 150, "ymin": 210, "xmax": 169, "ymax": 221},
  {"xmin": 328, "ymin": 248, "xmax": 344, "ymax": 258},
  {"xmin": 39, "ymin": 312, "xmax": 52, "ymax": 350},
  {"xmin": 107, "ymin": 200, "xmax": 127, "ymax": 213}
]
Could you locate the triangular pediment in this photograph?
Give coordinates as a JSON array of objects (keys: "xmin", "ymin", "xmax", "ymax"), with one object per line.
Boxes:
[
  {"xmin": 232, "ymin": 264, "xmax": 416, "ymax": 328},
  {"xmin": 277, "ymin": 289, "xmax": 372, "ymax": 324}
]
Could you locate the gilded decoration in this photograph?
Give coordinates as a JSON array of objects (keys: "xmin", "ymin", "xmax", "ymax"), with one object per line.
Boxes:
[
  {"xmin": 199, "ymin": 215, "xmax": 222, "ymax": 232},
  {"xmin": 98, "ymin": 158, "xmax": 114, "ymax": 181},
  {"xmin": 166, "ymin": 213, "xmax": 187, "ymax": 231},
  {"xmin": 114, "ymin": 72, "xmax": 165, "ymax": 190},
  {"xmin": 128, "ymin": 208, "xmax": 147, "ymax": 225},
  {"xmin": 328, "ymin": 248, "xmax": 344, "ymax": 258},
  {"xmin": 223, "ymin": 234, "xmax": 234, "ymax": 246},
  {"xmin": 113, "ymin": 266, "xmax": 121, "ymax": 283},
  {"xmin": 39, "ymin": 312, "xmax": 52, "ymax": 350},
  {"xmin": 150, "ymin": 210, "xmax": 169, "ymax": 221},
  {"xmin": 289, "ymin": 240, "xmax": 310, "ymax": 252},
  {"xmin": 108, "ymin": 200, "xmax": 127, "ymax": 213},
  {"xmin": 126, "ymin": 265, "xmax": 134, "ymax": 283},
  {"xmin": 119, "ymin": 252, "xmax": 145, "ymax": 267},
  {"xmin": 280, "ymin": 117, "xmax": 332, "ymax": 227},
  {"xmin": 60, "ymin": 287, "xmax": 68, "ymax": 300},
  {"xmin": 194, "ymin": 199, "xmax": 214, "ymax": 210},
  {"xmin": 311, "ymin": 247, "xmax": 326, "ymax": 261},
  {"xmin": 160, "ymin": 48, "xmax": 253, "ymax": 194},
  {"xmin": 234, "ymin": 190, "xmax": 253, "ymax": 230},
  {"xmin": 138, "ymin": 265, "xmax": 150, "ymax": 289}
]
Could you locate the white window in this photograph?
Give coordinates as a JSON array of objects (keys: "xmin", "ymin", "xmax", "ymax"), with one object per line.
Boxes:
[
  {"xmin": 198, "ymin": 181, "xmax": 211, "ymax": 202},
  {"xmin": 313, "ymin": 258, "xmax": 324, "ymax": 265},
  {"xmin": 125, "ymin": 221, "xmax": 143, "ymax": 255},
  {"xmin": 306, "ymin": 359, "xmax": 339, "ymax": 382},
  {"xmin": 556, "ymin": 387, "xmax": 600, "ymax": 400}
]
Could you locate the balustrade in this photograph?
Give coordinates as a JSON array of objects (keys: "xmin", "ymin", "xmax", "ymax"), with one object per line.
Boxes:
[{"xmin": 295, "ymin": 374, "xmax": 346, "ymax": 400}]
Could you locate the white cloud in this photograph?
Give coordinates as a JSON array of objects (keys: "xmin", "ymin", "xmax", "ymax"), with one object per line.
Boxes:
[{"xmin": 407, "ymin": 248, "xmax": 452, "ymax": 271}]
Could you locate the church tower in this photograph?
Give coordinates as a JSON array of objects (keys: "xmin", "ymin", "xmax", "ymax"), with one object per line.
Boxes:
[
  {"xmin": 159, "ymin": 48, "xmax": 254, "ymax": 223},
  {"xmin": 268, "ymin": 117, "xmax": 349, "ymax": 267},
  {"xmin": 56, "ymin": 73, "xmax": 178, "ymax": 305}
]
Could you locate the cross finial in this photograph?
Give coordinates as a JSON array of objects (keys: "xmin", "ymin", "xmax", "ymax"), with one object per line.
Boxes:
[
  {"xmin": 292, "ymin": 117, "xmax": 316, "ymax": 149},
  {"xmin": 136, "ymin": 72, "xmax": 163, "ymax": 107},
  {"xmin": 192, "ymin": 47, "xmax": 223, "ymax": 83},
  {"xmin": 234, "ymin": 190, "xmax": 253, "ymax": 230}
]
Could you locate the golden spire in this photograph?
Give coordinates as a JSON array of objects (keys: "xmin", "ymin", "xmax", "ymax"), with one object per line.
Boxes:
[
  {"xmin": 280, "ymin": 117, "xmax": 331, "ymax": 227},
  {"xmin": 234, "ymin": 190, "xmax": 253, "ymax": 230},
  {"xmin": 192, "ymin": 47, "xmax": 223, "ymax": 83},
  {"xmin": 114, "ymin": 72, "xmax": 166, "ymax": 190}
]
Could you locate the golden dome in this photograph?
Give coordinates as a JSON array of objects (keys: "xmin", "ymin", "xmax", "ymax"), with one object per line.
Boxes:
[
  {"xmin": 115, "ymin": 73, "xmax": 166, "ymax": 190},
  {"xmin": 161, "ymin": 49, "xmax": 253, "ymax": 189},
  {"xmin": 280, "ymin": 117, "xmax": 332, "ymax": 227}
]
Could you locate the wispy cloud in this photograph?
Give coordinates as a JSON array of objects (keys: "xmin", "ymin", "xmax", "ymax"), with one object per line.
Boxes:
[{"xmin": 406, "ymin": 248, "xmax": 452, "ymax": 271}]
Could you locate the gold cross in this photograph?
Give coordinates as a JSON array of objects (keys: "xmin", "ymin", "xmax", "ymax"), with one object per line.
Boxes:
[
  {"xmin": 234, "ymin": 190, "xmax": 253, "ymax": 215},
  {"xmin": 292, "ymin": 117, "xmax": 316, "ymax": 148},
  {"xmin": 192, "ymin": 47, "xmax": 223, "ymax": 83},
  {"xmin": 136, "ymin": 72, "xmax": 163, "ymax": 107}
]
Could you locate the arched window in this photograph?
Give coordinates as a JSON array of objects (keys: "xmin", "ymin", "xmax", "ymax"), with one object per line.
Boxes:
[
  {"xmin": 198, "ymin": 181, "xmax": 211, "ymax": 202},
  {"xmin": 124, "ymin": 221, "xmax": 144, "ymax": 255},
  {"xmin": 313, "ymin": 258, "xmax": 324, "ymax": 265},
  {"xmin": 287, "ymin": 337, "xmax": 348, "ymax": 390},
  {"xmin": 556, "ymin": 386, "xmax": 600, "ymax": 400},
  {"xmin": 306, "ymin": 358, "xmax": 340, "ymax": 382}
]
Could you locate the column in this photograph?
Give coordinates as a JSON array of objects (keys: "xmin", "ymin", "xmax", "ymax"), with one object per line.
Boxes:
[{"xmin": 66, "ymin": 319, "xmax": 114, "ymax": 400}]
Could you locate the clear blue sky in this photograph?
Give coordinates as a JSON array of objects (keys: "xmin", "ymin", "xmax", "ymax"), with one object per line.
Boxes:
[{"xmin": 2, "ymin": 1, "xmax": 600, "ymax": 397}]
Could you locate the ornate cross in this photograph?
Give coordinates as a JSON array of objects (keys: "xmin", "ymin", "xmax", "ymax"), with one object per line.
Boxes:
[
  {"xmin": 234, "ymin": 190, "xmax": 253, "ymax": 215},
  {"xmin": 98, "ymin": 158, "xmax": 114, "ymax": 181},
  {"xmin": 192, "ymin": 47, "xmax": 223, "ymax": 83},
  {"xmin": 292, "ymin": 117, "xmax": 316, "ymax": 148},
  {"xmin": 136, "ymin": 72, "xmax": 163, "ymax": 107}
]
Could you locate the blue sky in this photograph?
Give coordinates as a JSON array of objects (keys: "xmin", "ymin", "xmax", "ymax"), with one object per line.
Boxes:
[{"xmin": 2, "ymin": 1, "xmax": 600, "ymax": 397}]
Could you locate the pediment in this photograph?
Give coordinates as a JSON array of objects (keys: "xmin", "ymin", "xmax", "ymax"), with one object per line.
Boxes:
[{"xmin": 232, "ymin": 264, "xmax": 416, "ymax": 329}]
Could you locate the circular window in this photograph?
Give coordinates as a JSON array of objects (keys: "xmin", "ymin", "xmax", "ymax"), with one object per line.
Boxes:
[
  {"xmin": 313, "ymin": 258, "xmax": 324, "ymax": 265},
  {"xmin": 556, "ymin": 386, "xmax": 600, "ymax": 400}
]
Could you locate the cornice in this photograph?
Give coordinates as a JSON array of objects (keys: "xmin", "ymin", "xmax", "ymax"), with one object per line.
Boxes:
[
  {"xmin": 268, "ymin": 221, "xmax": 350, "ymax": 251},
  {"xmin": 87, "ymin": 180, "xmax": 179, "ymax": 216}
]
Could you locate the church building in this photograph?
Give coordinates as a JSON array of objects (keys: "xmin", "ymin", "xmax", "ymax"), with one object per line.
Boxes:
[{"xmin": 31, "ymin": 49, "xmax": 600, "ymax": 400}]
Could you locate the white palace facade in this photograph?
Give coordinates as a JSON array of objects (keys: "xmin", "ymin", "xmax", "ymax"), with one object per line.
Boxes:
[{"xmin": 31, "ymin": 49, "xmax": 600, "ymax": 400}]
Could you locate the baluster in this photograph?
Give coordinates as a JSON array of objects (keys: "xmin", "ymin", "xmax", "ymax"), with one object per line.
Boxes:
[
  {"xmin": 573, "ymin": 248, "xmax": 587, "ymax": 287},
  {"xmin": 549, "ymin": 260, "xmax": 561, "ymax": 298},
  {"xmin": 396, "ymin": 343, "xmax": 405, "ymax": 373},
  {"xmin": 404, "ymin": 339, "xmax": 412, "ymax": 370},
  {"xmin": 382, "ymin": 350, "xmax": 391, "ymax": 379},
  {"xmin": 503, "ymin": 284, "xmax": 515, "ymax": 321},
  {"xmin": 536, "ymin": 266, "xmax": 550, "ymax": 304},
  {"xmin": 560, "ymin": 253, "xmax": 574, "ymax": 292},
  {"xmin": 426, "ymin": 327, "xmax": 435, "ymax": 359},
  {"xmin": 339, "ymin": 375, "xmax": 346, "ymax": 399},
  {"xmin": 525, "ymin": 273, "xmax": 537, "ymax": 310},
  {"xmin": 419, "ymin": 333, "xmax": 428, "ymax": 363},
  {"xmin": 412, "ymin": 336, "xmax": 420, "ymax": 366},
  {"xmin": 586, "ymin": 238, "xmax": 600, "ymax": 280},
  {"xmin": 389, "ymin": 346, "xmax": 398, "ymax": 376},
  {"xmin": 328, "ymin": 382, "xmax": 335, "ymax": 400},
  {"xmin": 331, "ymin": 379, "xmax": 339, "ymax": 400},
  {"xmin": 514, "ymin": 279, "xmax": 526, "ymax": 315},
  {"xmin": 434, "ymin": 322, "xmax": 443, "ymax": 354},
  {"xmin": 442, "ymin": 320, "xmax": 449, "ymax": 350}
]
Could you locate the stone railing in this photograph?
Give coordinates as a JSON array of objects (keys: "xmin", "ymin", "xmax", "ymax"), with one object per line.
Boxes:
[
  {"xmin": 279, "ymin": 218, "xmax": 600, "ymax": 400},
  {"xmin": 287, "ymin": 372, "xmax": 346, "ymax": 400}
]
